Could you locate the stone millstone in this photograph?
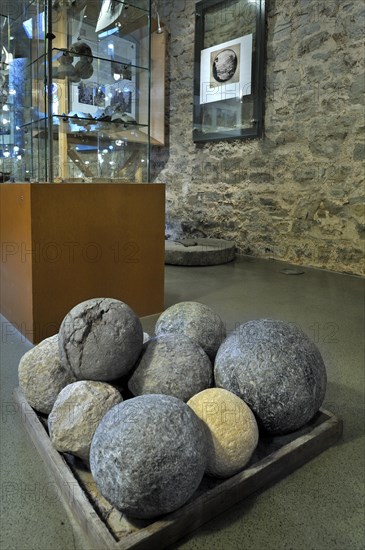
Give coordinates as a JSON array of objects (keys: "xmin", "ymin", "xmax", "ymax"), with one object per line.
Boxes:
[
  {"xmin": 128, "ymin": 334, "xmax": 213, "ymax": 402},
  {"xmin": 155, "ymin": 301, "xmax": 226, "ymax": 360},
  {"xmin": 165, "ymin": 238, "xmax": 235, "ymax": 266},
  {"xmin": 214, "ymin": 319, "xmax": 327, "ymax": 434},
  {"xmin": 90, "ymin": 394, "xmax": 207, "ymax": 518},
  {"xmin": 59, "ymin": 298, "xmax": 143, "ymax": 381},
  {"xmin": 18, "ymin": 335, "xmax": 75, "ymax": 414},
  {"xmin": 48, "ymin": 380, "xmax": 122, "ymax": 462},
  {"xmin": 188, "ymin": 388, "xmax": 259, "ymax": 478}
]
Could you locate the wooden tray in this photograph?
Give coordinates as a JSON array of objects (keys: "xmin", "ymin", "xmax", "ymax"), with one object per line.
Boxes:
[{"xmin": 13, "ymin": 387, "xmax": 342, "ymax": 550}]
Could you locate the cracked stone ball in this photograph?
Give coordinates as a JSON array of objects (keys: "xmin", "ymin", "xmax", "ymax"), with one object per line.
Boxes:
[
  {"xmin": 48, "ymin": 380, "xmax": 122, "ymax": 463},
  {"xmin": 155, "ymin": 301, "xmax": 226, "ymax": 360},
  {"xmin": 59, "ymin": 298, "xmax": 143, "ymax": 381},
  {"xmin": 90, "ymin": 394, "xmax": 207, "ymax": 518},
  {"xmin": 18, "ymin": 334, "xmax": 76, "ymax": 414},
  {"xmin": 188, "ymin": 388, "xmax": 259, "ymax": 478},
  {"xmin": 214, "ymin": 319, "xmax": 327, "ymax": 434},
  {"xmin": 128, "ymin": 334, "xmax": 213, "ymax": 402}
]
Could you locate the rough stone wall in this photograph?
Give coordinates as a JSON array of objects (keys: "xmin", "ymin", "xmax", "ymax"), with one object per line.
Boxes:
[{"xmin": 152, "ymin": 0, "xmax": 365, "ymax": 275}]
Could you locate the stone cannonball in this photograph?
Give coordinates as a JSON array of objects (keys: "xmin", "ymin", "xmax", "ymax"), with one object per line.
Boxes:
[
  {"xmin": 18, "ymin": 335, "xmax": 75, "ymax": 414},
  {"xmin": 59, "ymin": 298, "xmax": 143, "ymax": 381},
  {"xmin": 188, "ymin": 388, "xmax": 259, "ymax": 478},
  {"xmin": 69, "ymin": 41, "xmax": 93, "ymax": 59},
  {"xmin": 54, "ymin": 63, "xmax": 77, "ymax": 80},
  {"xmin": 128, "ymin": 334, "xmax": 213, "ymax": 402},
  {"xmin": 155, "ymin": 301, "xmax": 226, "ymax": 360},
  {"xmin": 48, "ymin": 380, "xmax": 122, "ymax": 462},
  {"xmin": 74, "ymin": 60, "xmax": 94, "ymax": 79},
  {"xmin": 90, "ymin": 394, "xmax": 207, "ymax": 518},
  {"xmin": 214, "ymin": 319, "xmax": 327, "ymax": 434},
  {"xmin": 58, "ymin": 51, "xmax": 74, "ymax": 65}
]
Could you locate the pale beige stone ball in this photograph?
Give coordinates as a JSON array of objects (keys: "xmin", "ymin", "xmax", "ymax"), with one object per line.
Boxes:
[
  {"xmin": 187, "ymin": 388, "xmax": 259, "ymax": 478},
  {"xmin": 18, "ymin": 335, "xmax": 75, "ymax": 414}
]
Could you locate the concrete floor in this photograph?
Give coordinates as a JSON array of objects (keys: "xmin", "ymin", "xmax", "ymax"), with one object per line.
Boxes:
[{"xmin": 1, "ymin": 256, "xmax": 364, "ymax": 550}]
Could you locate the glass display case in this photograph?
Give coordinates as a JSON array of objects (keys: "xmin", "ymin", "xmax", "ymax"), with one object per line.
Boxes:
[
  {"xmin": 2, "ymin": 0, "xmax": 158, "ymax": 182},
  {"xmin": 0, "ymin": 13, "xmax": 14, "ymax": 181}
]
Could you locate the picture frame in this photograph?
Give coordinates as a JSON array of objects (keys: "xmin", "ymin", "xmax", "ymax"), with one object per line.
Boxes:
[{"xmin": 193, "ymin": 0, "xmax": 266, "ymax": 142}]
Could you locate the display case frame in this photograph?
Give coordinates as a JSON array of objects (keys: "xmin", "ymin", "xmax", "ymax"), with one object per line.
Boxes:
[{"xmin": 2, "ymin": 0, "xmax": 165, "ymax": 183}]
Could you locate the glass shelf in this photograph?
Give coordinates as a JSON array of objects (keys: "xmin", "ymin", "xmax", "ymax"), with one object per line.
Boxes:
[{"xmin": 20, "ymin": 114, "xmax": 148, "ymax": 129}]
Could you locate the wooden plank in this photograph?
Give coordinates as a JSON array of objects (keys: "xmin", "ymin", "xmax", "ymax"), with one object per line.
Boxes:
[
  {"xmin": 150, "ymin": 31, "xmax": 166, "ymax": 146},
  {"xmin": 138, "ymin": 31, "xmax": 166, "ymax": 147},
  {"xmin": 53, "ymin": 8, "xmax": 69, "ymax": 180},
  {"xmin": 0, "ymin": 184, "xmax": 34, "ymax": 339},
  {"xmin": 13, "ymin": 386, "xmax": 342, "ymax": 550},
  {"xmin": 67, "ymin": 149, "xmax": 94, "ymax": 177}
]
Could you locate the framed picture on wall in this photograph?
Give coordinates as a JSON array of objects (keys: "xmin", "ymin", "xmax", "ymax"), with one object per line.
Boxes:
[
  {"xmin": 199, "ymin": 34, "xmax": 252, "ymax": 105},
  {"xmin": 194, "ymin": 0, "xmax": 266, "ymax": 142}
]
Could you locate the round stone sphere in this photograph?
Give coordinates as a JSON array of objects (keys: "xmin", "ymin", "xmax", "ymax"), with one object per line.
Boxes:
[
  {"xmin": 90, "ymin": 394, "xmax": 207, "ymax": 518},
  {"xmin": 69, "ymin": 41, "xmax": 92, "ymax": 58},
  {"xmin": 155, "ymin": 301, "xmax": 226, "ymax": 360},
  {"xmin": 128, "ymin": 334, "xmax": 213, "ymax": 402},
  {"xmin": 48, "ymin": 380, "xmax": 122, "ymax": 462},
  {"xmin": 59, "ymin": 298, "xmax": 143, "ymax": 381},
  {"xmin": 75, "ymin": 60, "xmax": 94, "ymax": 79},
  {"xmin": 18, "ymin": 335, "xmax": 75, "ymax": 414},
  {"xmin": 188, "ymin": 388, "xmax": 258, "ymax": 478},
  {"xmin": 214, "ymin": 319, "xmax": 327, "ymax": 434},
  {"xmin": 58, "ymin": 51, "xmax": 74, "ymax": 65}
]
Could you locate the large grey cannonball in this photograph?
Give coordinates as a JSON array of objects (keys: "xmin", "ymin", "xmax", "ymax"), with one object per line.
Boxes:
[
  {"xmin": 18, "ymin": 335, "xmax": 75, "ymax": 414},
  {"xmin": 128, "ymin": 334, "xmax": 213, "ymax": 402},
  {"xmin": 59, "ymin": 298, "xmax": 143, "ymax": 381},
  {"xmin": 48, "ymin": 380, "xmax": 122, "ymax": 462},
  {"xmin": 214, "ymin": 319, "xmax": 327, "ymax": 434},
  {"xmin": 155, "ymin": 301, "xmax": 226, "ymax": 360},
  {"xmin": 90, "ymin": 394, "xmax": 207, "ymax": 518}
]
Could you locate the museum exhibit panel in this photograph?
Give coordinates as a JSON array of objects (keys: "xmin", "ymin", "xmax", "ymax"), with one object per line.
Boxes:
[
  {"xmin": 0, "ymin": 1, "xmax": 166, "ymax": 343},
  {"xmin": 193, "ymin": 0, "xmax": 265, "ymax": 141}
]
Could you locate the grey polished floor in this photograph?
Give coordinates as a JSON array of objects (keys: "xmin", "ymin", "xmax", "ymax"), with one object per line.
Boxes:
[{"xmin": 1, "ymin": 257, "xmax": 364, "ymax": 550}]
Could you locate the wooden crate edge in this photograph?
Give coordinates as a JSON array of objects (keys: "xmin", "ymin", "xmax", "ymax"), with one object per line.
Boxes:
[
  {"xmin": 119, "ymin": 410, "xmax": 343, "ymax": 550},
  {"xmin": 13, "ymin": 387, "xmax": 118, "ymax": 550},
  {"xmin": 13, "ymin": 387, "xmax": 343, "ymax": 550}
]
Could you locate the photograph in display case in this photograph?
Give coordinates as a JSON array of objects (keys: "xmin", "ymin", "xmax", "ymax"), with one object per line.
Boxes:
[{"xmin": 69, "ymin": 19, "xmax": 137, "ymax": 119}]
